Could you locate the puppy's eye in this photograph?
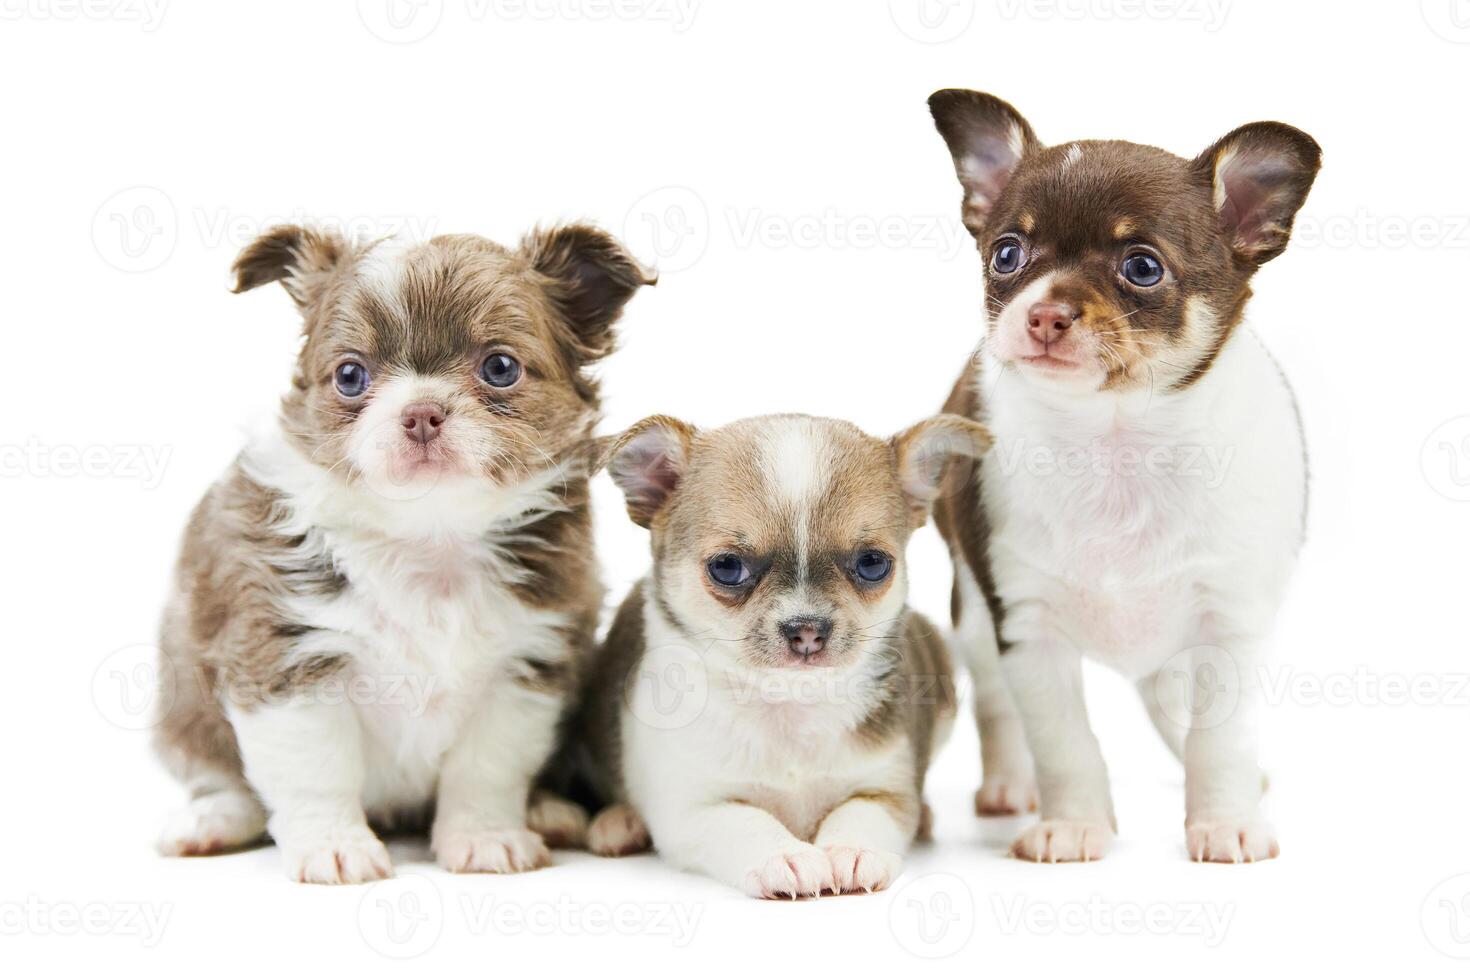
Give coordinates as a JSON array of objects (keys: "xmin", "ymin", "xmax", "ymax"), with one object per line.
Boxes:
[
  {"xmin": 991, "ymin": 239, "xmax": 1027, "ymax": 275},
  {"xmin": 333, "ymin": 361, "xmax": 371, "ymax": 398},
  {"xmin": 480, "ymin": 353, "xmax": 522, "ymax": 388},
  {"xmin": 853, "ymin": 550, "xmax": 893, "ymax": 584},
  {"xmin": 1121, "ymin": 251, "xmax": 1165, "ymax": 287},
  {"xmin": 706, "ymin": 554, "xmax": 751, "ymax": 588}
]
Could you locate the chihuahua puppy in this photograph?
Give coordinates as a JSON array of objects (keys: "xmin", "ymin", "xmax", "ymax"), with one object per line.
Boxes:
[
  {"xmin": 153, "ymin": 223, "xmax": 651, "ymax": 883},
  {"xmin": 926, "ymin": 90, "xmax": 1319, "ymax": 863},
  {"xmin": 542, "ymin": 413, "xmax": 988, "ymax": 898}
]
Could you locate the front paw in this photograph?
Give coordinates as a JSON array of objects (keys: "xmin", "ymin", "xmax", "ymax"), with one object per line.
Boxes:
[
  {"xmin": 587, "ymin": 803, "xmax": 652, "ymax": 857},
  {"xmin": 1011, "ymin": 820, "xmax": 1113, "ymax": 863},
  {"xmin": 1186, "ymin": 819, "xmax": 1279, "ymax": 863},
  {"xmin": 975, "ymin": 774, "xmax": 1039, "ymax": 816},
  {"xmin": 741, "ymin": 844, "xmax": 835, "ymax": 900},
  {"xmin": 434, "ymin": 827, "xmax": 550, "ymax": 874},
  {"xmin": 824, "ymin": 845, "xmax": 901, "ymax": 894},
  {"xmin": 281, "ymin": 827, "xmax": 393, "ymax": 884}
]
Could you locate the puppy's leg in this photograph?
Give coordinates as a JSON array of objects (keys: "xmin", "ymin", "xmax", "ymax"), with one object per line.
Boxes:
[
  {"xmin": 1181, "ymin": 641, "xmax": 1278, "ymax": 863},
  {"xmin": 157, "ymin": 775, "xmax": 267, "ymax": 857},
  {"xmin": 814, "ymin": 792, "xmax": 915, "ymax": 894},
  {"xmin": 954, "ymin": 567, "xmax": 1037, "ymax": 815},
  {"xmin": 229, "ymin": 696, "xmax": 391, "ymax": 884},
  {"xmin": 1002, "ymin": 643, "xmax": 1115, "ymax": 862},
  {"xmin": 1138, "ymin": 671, "xmax": 1189, "ymax": 762},
  {"xmin": 654, "ymin": 802, "xmax": 835, "ymax": 899},
  {"xmin": 431, "ymin": 681, "xmax": 562, "ymax": 874}
]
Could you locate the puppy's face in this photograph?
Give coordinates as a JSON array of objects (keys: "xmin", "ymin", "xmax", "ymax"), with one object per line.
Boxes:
[
  {"xmin": 605, "ymin": 414, "xmax": 989, "ymax": 674},
  {"xmin": 233, "ymin": 225, "xmax": 651, "ymax": 494},
  {"xmin": 930, "ymin": 90, "xmax": 1320, "ymax": 392}
]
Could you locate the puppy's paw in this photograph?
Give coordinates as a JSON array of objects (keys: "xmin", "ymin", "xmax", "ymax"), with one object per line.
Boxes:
[
  {"xmin": 1186, "ymin": 819, "xmax": 1279, "ymax": 863},
  {"xmin": 975, "ymin": 774, "xmax": 1040, "ymax": 816},
  {"xmin": 742, "ymin": 844, "xmax": 835, "ymax": 900},
  {"xmin": 283, "ymin": 828, "xmax": 393, "ymax": 884},
  {"xmin": 434, "ymin": 827, "xmax": 550, "ymax": 874},
  {"xmin": 1011, "ymin": 820, "xmax": 1113, "ymax": 863},
  {"xmin": 587, "ymin": 803, "xmax": 651, "ymax": 857},
  {"xmin": 527, "ymin": 791, "xmax": 589, "ymax": 849},
  {"xmin": 157, "ymin": 791, "xmax": 267, "ymax": 856},
  {"xmin": 824, "ymin": 845, "xmax": 901, "ymax": 894}
]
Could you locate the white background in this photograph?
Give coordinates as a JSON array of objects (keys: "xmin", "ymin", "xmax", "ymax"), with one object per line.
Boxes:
[{"xmin": 4, "ymin": 0, "xmax": 1469, "ymax": 975}]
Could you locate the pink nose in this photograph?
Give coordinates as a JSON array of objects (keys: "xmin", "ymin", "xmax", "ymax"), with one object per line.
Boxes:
[
  {"xmin": 401, "ymin": 402, "xmax": 446, "ymax": 445},
  {"xmin": 780, "ymin": 618, "xmax": 831, "ymax": 658},
  {"xmin": 1026, "ymin": 301, "xmax": 1080, "ymax": 345}
]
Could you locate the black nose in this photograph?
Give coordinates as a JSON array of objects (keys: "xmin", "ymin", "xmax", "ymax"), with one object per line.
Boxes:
[{"xmin": 779, "ymin": 617, "xmax": 832, "ymax": 658}]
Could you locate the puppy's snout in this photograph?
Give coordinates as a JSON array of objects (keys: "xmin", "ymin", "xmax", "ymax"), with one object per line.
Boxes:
[
  {"xmin": 1026, "ymin": 301, "xmax": 1079, "ymax": 345},
  {"xmin": 401, "ymin": 401, "xmax": 447, "ymax": 446},
  {"xmin": 780, "ymin": 617, "xmax": 832, "ymax": 658}
]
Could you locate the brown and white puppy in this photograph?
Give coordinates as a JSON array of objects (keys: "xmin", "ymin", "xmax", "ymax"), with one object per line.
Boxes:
[
  {"xmin": 543, "ymin": 413, "xmax": 987, "ymax": 898},
  {"xmin": 926, "ymin": 90, "xmax": 1319, "ymax": 862},
  {"xmin": 153, "ymin": 223, "xmax": 651, "ymax": 883}
]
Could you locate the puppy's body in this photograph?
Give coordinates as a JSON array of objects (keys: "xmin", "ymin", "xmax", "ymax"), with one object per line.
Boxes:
[
  {"xmin": 154, "ymin": 224, "xmax": 650, "ymax": 883},
  {"xmin": 550, "ymin": 414, "xmax": 986, "ymax": 897},
  {"xmin": 927, "ymin": 91, "xmax": 1319, "ymax": 862}
]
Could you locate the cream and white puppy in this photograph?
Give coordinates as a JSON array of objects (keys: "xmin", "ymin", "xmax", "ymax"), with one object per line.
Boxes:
[
  {"xmin": 541, "ymin": 413, "xmax": 988, "ymax": 898},
  {"xmin": 926, "ymin": 90, "xmax": 1320, "ymax": 862},
  {"xmin": 153, "ymin": 223, "xmax": 650, "ymax": 883}
]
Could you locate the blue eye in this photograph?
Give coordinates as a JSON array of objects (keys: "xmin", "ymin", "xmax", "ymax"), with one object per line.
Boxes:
[
  {"xmin": 707, "ymin": 554, "xmax": 751, "ymax": 588},
  {"xmin": 1121, "ymin": 251, "xmax": 1165, "ymax": 287},
  {"xmin": 480, "ymin": 353, "xmax": 522, "ymax": 388},
  {"xmin": 853, "ymin": 550, "xmax": 892, "ymax": 584},
  {"xmin": 333, "ymin": 361, "xmax": 370, "ymax": 398},
  {"xmin": 991, "ymin": 239, "xmax": 1026, "ymax": 275}
]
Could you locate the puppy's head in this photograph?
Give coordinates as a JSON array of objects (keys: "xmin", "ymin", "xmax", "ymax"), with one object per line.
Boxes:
[
  {"xmin": 233, "ymin": 224, "xmax": 652, "ymax": 495},
  {"xmin": 601, "ymin": 413, "xmax": 989, "ymax": 673},
  {"xmin": 930, "ymin": 89, "xmax": 1320, "ymax": 392}
]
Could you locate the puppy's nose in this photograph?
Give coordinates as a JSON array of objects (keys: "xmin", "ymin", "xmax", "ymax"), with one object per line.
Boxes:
[
  {"xmin": 1026, "ymin": 301, "xmax": 1080, "ymax": 345},
  {"xmin": 780, "ymin": 617, "xmax": 832, "ymax": 658},
  {"xmin": 400, "ymin": 402, "xmax": 446, "ymax": 445}
]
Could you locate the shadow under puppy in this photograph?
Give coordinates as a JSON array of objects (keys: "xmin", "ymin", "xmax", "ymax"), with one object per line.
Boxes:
[
  {"xmin": 153, "ymin": 222, "xmax": 651, "ymax": 883},
  {"xmin": 540, "ymin": 413, "xmax": 988, "ymax": 898}
]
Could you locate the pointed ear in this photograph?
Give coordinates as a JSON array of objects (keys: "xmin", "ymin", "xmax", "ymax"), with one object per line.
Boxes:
[
  {"xmin": 521, "ymin": 224, "xmax": 656, "ymax": 361},
  {"xmin": 1193, "ymin": 122, "xmax": 1321, "ymax": 266},
  {"xmin": 928, "ymin": 89, "xmax": 1040, "ymax": 236},
  {"xmin": 598, "ymin": 415, "xmax": 696, "ymax": 529},
  {"xmin": 891, "ymin": 414, "xmax": 993, "ymax": 526},
  {"xmin": 231, "ymin": 225, "xmax": 351, "ymax": 309}
]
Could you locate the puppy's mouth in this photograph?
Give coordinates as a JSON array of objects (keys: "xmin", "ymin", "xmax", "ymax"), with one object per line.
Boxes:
[{"xmin": 1017, "ymin": 352, "xmax": 1084, "ymax": 372}]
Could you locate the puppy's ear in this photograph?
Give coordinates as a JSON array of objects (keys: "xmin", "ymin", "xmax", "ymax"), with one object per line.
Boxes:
[
  {"xmin": 890, "ymin": 414, "xmax": 993, "ymax": 526},
  {"xmin": 1193, "ymin": 122, "xmax": 1321, "ymax": 267},
  {"xmin": 598, "ymin": 415, "xmax": 696, "ymax": 529},
  {"xmin": 231, "ymin": 225, "xmax": 350, "ymax": 309},
  {"xmin": 522, "ymin": 224, "xmax": 656, "ymax": 361},
  {"xmin": 928, "ymin": 89, "xmax": 1040, "ymax": 236}
]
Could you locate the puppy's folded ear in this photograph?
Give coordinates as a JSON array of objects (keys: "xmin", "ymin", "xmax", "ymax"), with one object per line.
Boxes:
[
  {"xmin": 1193, "ymin": 122, "xmax": 1321, "ymax": 267},
  {"xmin": 928, "ymin": 89, "xmax": 1040, "ymax": 235},
  {"xmin": 231, "ymin": 225, "xmax": 351, "ymax": 309},
  {"xmin": 522, "ymin": 224, "xmax": 656, "ymax": 361},
  {"xmin": 598, "ymin": 415, "xmax": 695, "ymax": 529},
  {"xmin": 891, "ymin": 414, "xmax": 993, "ymax": 526}
]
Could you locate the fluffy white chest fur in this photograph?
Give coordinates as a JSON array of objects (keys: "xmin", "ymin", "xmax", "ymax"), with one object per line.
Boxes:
[
  {"xmin": 241, "ymin": 426, "xmax": 572, "ymax": 815},
  {"xmin": 979, "ymin": 328, "xmax": 1304, "ymax": 677}
]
